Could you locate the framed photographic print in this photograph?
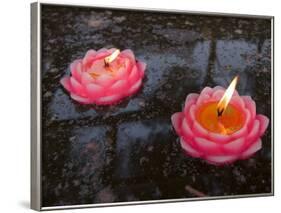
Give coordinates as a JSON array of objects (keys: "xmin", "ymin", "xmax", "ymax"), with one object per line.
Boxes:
[{"xmin": 31, "ymin": 1, "xmax": 274, "ymax": 211}]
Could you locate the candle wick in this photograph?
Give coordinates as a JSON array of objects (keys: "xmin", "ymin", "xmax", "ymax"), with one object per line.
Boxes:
[
  {"xmin": 217, "ymin": 108, "xmax": 224, "ymax": 117},
  {"xmin": 104, "ymin": 59, "xmax": 109, "ymax": 67}
]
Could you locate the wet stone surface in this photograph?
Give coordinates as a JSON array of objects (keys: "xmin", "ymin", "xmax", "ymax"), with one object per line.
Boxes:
[{"xmin": 41, "ymin": 5, "xmax": 272, "ymax": 207}]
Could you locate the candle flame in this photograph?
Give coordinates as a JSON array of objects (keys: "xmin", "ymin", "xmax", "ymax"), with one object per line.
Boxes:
[
  {"xmin": 217, "ymin": 76, "xmax": 239, "ymax": 117},
  {"xmin": 104, "ymin": 49, "xmax": 120, "ymax": 65}
]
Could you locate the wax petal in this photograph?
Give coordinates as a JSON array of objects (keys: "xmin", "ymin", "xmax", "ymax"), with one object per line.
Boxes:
[
  {"xmin": 206, "ymin": 155, "xmax": 237, "ymax": 165},
  {"xmin": 94, "ymin": 49, "xmax": 111, "ymax": 60},
  {"xmin": 82, "ymin": 49, "xmax": 96, "ymax": 66},
  {"xmin": 95, "ymin": 74, "xmax": 114, "ymax": 87},
  {"xmin": 70, "ymin": 93, "xmax": 92, "ymax": 104},
  {"xmin": 208, "ymin": 132, "xmax": 231, "ymax": 143},
  {"xmin": 85, "ymin": 83, "xmax": 105, "ymax": 100},
  {"xmin": 96, "ymin": 94, "xmax": 122, "ymax": 105},
  {"xmin": 128, "ymin": 65, "xmax": 139, "ymax": 85},
  {"xmin": 70, "ymin": 60, "xmax": 83, "ymax": 82},
  {"xmin": 233, "ymin": 89, "xmax": 239, "ymax": 96},
  {"xmin": 81, "ymin": 72, "xmax": 95, "ymax": 85},
  {"xmin": 181, "ymin": 117, "xmax": 194, "ymax": 140},
  {"xmin": 231, "ymin": 124, "xmax": 247, "ymax": 140},
  {"xmin": 127, "ymin": 79, "xmax": 142, "ymax": 95},
  {"xmin": 212, "ymin": 89, "xmax": 224, "ymax": 100},
  {"xmin": 121, "ymin": 49, "xmax": 135, "ymax": 62},
  {"xmin": 196, "ymin": 93, "xmax": 211, "ymax": 106},
  {"xmin": 124, "ymin": 58, "xmax": 133, "ymax": 73},
  {"xmin": 212, "ymin": 85, "xmax": 239, "ymax": 96},
  {"xmin": 97, "ymin": 48, "xmax": 107, "ymax": 53},
  {"xmin": 186, "ymin": 104, "xmax": 197, "ymax": 124},
  {"xmin": 185, "ymin": 93, "xmax": 199, "ymax": 105},
  {"xmin": 244, "ymin": 109, "xmax": 251, "ymax": 127},
  {"xmin": 60, "ymin": 77, "xmax": 72, "ymax": 92},
  {"xmin": 192, "ymin": 121, "xmax": 209, "ymax": 138},
  {"xmin": 246, "ymin": 119, "xmax": 260, "ymax": 144},
  {"xmin": 108, "ymin": 48, "xmax": 118, "ymax": 54},
  {"xmin": 223, "ymin": 137, "xmax": 245, "ymax": 154},
  {"xmin": 230, "ymin": 96, "xmax": 245, "ymax": 109},
  {"xmin": 256, "ymin": 114, "xmax": 269, "ymax": 136},
  {"xmin": 212, "ymin": 86, "xmax": 225, "ymax": 93},
  {"xmin": 241, "ymin": 138, "xmax": 262, "ymax": 159},
  {"xmin": 242, "ymin": 96, "xmax": 256, "ymax": 119},
  {"xmin": 180, "ymin": 137, "xmax": 202, "ymax": 158},
  {"xmin": 136, "ymin": 61, "xmax": 146, "ymax": 78},
  {"xmin": 115, "ymin": 67, "xmax": 128, "ymax": 80},
  {"xmin": 109, "ymin": 79, "xmax": 127, "ymax": 95},
  {"xmin": 194, "ymin": 137, "xmax": 222, "ymax": 155},
  {"xmin": 201, "ymin": 86, "xmax": 213, "ymax": 96},
  {"xmin": 184, "ymin": 94, "xmax": 199, "ymax": 115},
  {"xmin": 70, "ymin": 77, "xmax": 85, "ymax": 96},
  {"xmin": 171, "ymin": 112, "xmax": 184, "ymax": 135}
]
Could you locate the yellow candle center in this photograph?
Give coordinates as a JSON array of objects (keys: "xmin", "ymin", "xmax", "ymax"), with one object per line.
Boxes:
[{"xmin": 195, "ymin": 102, "xmax": 245, "ymax": 135}]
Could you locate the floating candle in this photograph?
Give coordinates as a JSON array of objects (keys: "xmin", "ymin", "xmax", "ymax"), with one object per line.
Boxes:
[
  {"xmin": 171, "ymin": 77, "xmax": 269, "ymax": 165},
  {"xmin": 60, "ymin": 48, "xmax": 146, "ymax": 105}
]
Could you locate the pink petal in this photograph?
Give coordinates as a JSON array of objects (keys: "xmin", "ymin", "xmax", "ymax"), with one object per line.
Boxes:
[
  {"xmin": 127, "ymin": 79, "xmax": 142, "ymax": 95},
  {"xmin": 94, "ymin": 49, "xmax": 111, "ymax": 60},
  {"xmin": 124, "ymin": 58, "xmax": 133, "ymax": 73},
  {"xmin": 108, "ymin": 48, "xmax": 118, "ymax": 54},
  {"xmin": 192, "ymin": 121, "xmax": 209, "ymax": 138},
  {"xmin": 184, "ymin": 94, "xmax": 199, "ymax": 116},
  {"xmin": 97, "ymin": 48, "xmax": 107, "ymax": 53},
  {"xmin": 206, "ymin": 155, "xmax": 237, "ymax": 165},
  {"xmin": 121, "ymin": 49, "xmax": 135, "ymax": 62},
  {"xmin": 81, "ymin": 72, "xmax": 95, "ymax": 85},
  {"xmin": 196, "ymin": 93, "xmax": 211, "ymax": 106},
  {"xmin": 95, "ymin": 74, "xmax": 114, "ymax": 87},
  {"xmin": 109, "ymin": 79, "xmax": 127, "ymax": 95},
  {"xmin": 186, "ymin": 104, "xmax": 197, "ymax": 124},
  {"xmin": 194, "ymin": 137, "xmax": 222, "ymax": 155},
  {"xmin": 96, "ymin": 94, "xmax": 122, "ymax": 105},
  {"xmin": 201, "ymin": 86, "xmax": 213, "ymax": 96},
  {"xmin": 246, "ymin": 119, "xmax": 260, "ymax": 144},
  {"xmin": 256, "ymin": 114, "xmax": 269, "ymax": 136},
  {"xmin": 181, "ymin": 117, "xmax": 194, "ymax": 140},
  {"xmin": 212, "ymin": 86, "xmax": 225, "ymax": 93},
  {"xmin": 70, "ymin": 60, "xmax": 83, "ymax": 82},
  {"xmin": 70, "ymin": 77, "xmax": 85, "ymax": 96},
  {"xmin": 212, "ymin": 89, "xmax": 224, "ymax": 100},
  {"xmin": 242, "ymin": 96, "xmax": 256, "ymax": 119},
  {"xmin": 230, "ymin": 96, "xmax": 245, "ymax": 109},
  {"xmin": 185, "ymin": 93, "xmax": 199, "ymax": 105},
  {"xmin": 136, "ymin": 61, "xmax": 146, "ymax": 78},
  {"xmin": 85, "ymin": 83, "xmax": 105, "ymax": 100},
  {"xmin": 223, "ymin": 137, "xmax": 245, "ymax": 154},
  {"xmin": 82, "ymin": 49, "xmax": 97, "ymax": 66},
  {"xmin": 70, "ymin": 93, "xmax": 92, "ymax": 104},
  {"xmin": 212, "ymin": 86, "xmax": 238, "ymax": 96},
  {"xmin": 208, "ymin": 132, "xmax": 231, "ymax": 143},
  {"xmin": 171, "ymin": 112, "xmax": 184, "ymax": 135},
  {"xmin": 180, "ymin": 137, "xmax": 201, "ymax": 158},
  {"xmin": 115, "ymin": 67, "xmax": 128, "ymax": 79},
  {"xmin": 241, "ymin": 138, "xmax": 262, "ymax": 159},
  {"xmin": 60, "ymin": 77, "xmax": 72, "ymax": 92},
  {"xmin": 244, "ymin": 109, "xmax": 251, "ymax": 127},
  {"xmin": 128, "ymin": 65, "xmax": 139, "ymax": 85},
  {"xmin": 231, "ymin": 125, "xmax": 247, "ymax": 140}
]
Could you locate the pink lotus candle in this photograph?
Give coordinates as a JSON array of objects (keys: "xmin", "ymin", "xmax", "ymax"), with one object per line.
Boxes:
[
  {"xmin": 171, "ymin": 76, "xmax": 269, "ymax": 165},
  {"xmin": 60, "ymin": 48, "xmax": 146, "ymax": 105}
]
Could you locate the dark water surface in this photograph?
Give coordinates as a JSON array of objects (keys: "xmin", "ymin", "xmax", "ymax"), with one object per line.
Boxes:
[{"xmin": 41, "ymin": 5, "xmax": 272, "ymax": 207}]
